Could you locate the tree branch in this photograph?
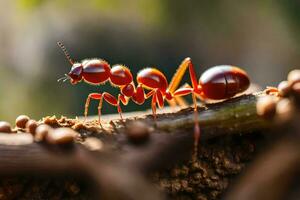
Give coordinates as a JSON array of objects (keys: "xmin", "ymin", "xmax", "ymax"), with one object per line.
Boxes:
[{"xmin": 0, "ymin": 93, "xmax": 271, "ymax": 199}]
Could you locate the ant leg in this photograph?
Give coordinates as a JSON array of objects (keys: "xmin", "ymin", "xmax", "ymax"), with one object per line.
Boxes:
[
  {"xmin": 192, "ymin": 93, "xmax": 200, "ymax": 160},
  {"xmin": 84, "ymin": 93, "xmax": 102, "ymax": 122},
  {"xmin": 117, "ymin": 94, "xmax": 127, "ymax": 120},
  {"xmin": 173, "ymin": 83, "xmax": 191, "ymax": 107},
  {"xmin": 151, "ymin": 91, "xmax": 157, "ymax": 120},
  {"xmin": 172, "ymin": 87, "xmax": 193, "ymax": 108},
  {"xmin": 118, "ymin": 105, "xmax": 123, "ymax": 121},
  {"xmin": 102, "ymin": 92, "xmax": 123, "ymax": 121},
  {"xmin": 146, "ymin": 90, "xmax": 155, "ymax": 99},
  {"xmin": 97, "ymin": 96, "xmax": 104, "ymax": 124},
  {"xmin": 118, "ymin": 94, "xmax": 129, "ymax": 106},
  {"xmin": 156, "ymin": 90, "xmax": 164, "ymax": 108},
  {"xmin": 132, "ymin": 84, "xmax": 146, "ymax": 105},
  {"xmin": 151, "ymin": 90, "xmax": 164, "ymax": 119},
  {"xmin": 168, "ymin": 57, "xmax": 199, "ymax": 94},
  {"xmin": 173, "ymin": 87, "xmax": 200, "ymax": 159},
  {"xmin": 84, "ymin": 96, "xmax": 91, "ymax": 121},
  {"xmin": 173, "ymin": 87, "xmax": 193, "ymax": 96}
]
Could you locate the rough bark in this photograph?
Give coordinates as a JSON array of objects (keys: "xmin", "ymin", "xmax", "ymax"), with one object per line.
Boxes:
[{"xmin": 0, "ymin": 93, "xmax": 281, "ymax": 199}]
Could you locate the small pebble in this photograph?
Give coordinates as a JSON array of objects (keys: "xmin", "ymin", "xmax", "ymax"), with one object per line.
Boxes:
[
  {"xmin": 82, "ymin": 137, "xmax": 103, "ymax": 151},
  {"xmin": 26, "ymin": 119, "xmax": 38, "ymax": 135},
  {"xmin": 46, "ymin": 127, "xmax": 78, "ymax": 145},
  {"xmin": 15, "ymin": 115, "xmax": 30, "ymax": 129},
  {"xmin": 0, "ymin": 121, "xmax": 12, "ymax": 133},
  {"xmin": 256, "ymin": 96, "xmax": 277, "ymax": 119},
  {"xmin": 292, "ymin": 82, "xmax": 300, "ymax": 103},
  {"xmin": 287, "ymin": 69, "xmax": 300, "ymax": 85},
  {"xmin": 276, "ymin": 98, "xmax": 294, "ymax": 123},
  {"xmin": 126, "ymin": 121, "xmax": 150, "ymax": 144},
  {"xmin": 35, "ymin": 124, "xmax": 52, "ymax": 142},
  {"xmin": 277, "ymin": 81, "xmax": 291, "ymax": 97},
  {"xmin": 292, "ymin": 82, "xmax": 300, "ymax": 93}
]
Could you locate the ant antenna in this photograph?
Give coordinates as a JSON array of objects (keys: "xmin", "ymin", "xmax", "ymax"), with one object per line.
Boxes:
[{"xmin": 57, "ymin": 41, "xmax": 74, "ymax": 65}]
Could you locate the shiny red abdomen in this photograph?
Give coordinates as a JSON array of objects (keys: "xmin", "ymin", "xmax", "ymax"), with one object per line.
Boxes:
[
  {"xmin": 82, "ymin": 59, "xmax": 111, "ymax": 84},
  {"xmin": 137, "ymin": 68, "xmax": 168, "ymax": 92},
  {"xmin": 110, "ymin": 65, "xmax": 133, "ymax": 86},
  {"xmin": 199, "ymin": 65, "xmax": 250, "ymax": 100}
]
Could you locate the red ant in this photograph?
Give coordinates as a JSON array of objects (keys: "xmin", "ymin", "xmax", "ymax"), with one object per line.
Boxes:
[{"xmin": 57, "ymin": 42, "xmax": 250, "ymax": 152}]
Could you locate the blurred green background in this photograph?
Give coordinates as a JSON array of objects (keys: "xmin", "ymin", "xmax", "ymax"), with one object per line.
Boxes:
[{"xmin": 0, "ymin": 0, "xmax": 299, "ymax": 123}]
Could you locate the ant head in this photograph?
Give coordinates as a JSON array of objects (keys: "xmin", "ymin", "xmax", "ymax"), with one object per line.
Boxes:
[
  {"xmin": 57, "ymin": 41, "xmax": 83, "ymax": 84},
  {"xmin": 68, "ymin": 63, "xmax": 83, "ymax": 84}
]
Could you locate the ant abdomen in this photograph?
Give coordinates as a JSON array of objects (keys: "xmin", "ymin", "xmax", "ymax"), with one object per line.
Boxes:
[{"xmin": 199, "ymin": 65, "xmax": 250, "ymax": 100}]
